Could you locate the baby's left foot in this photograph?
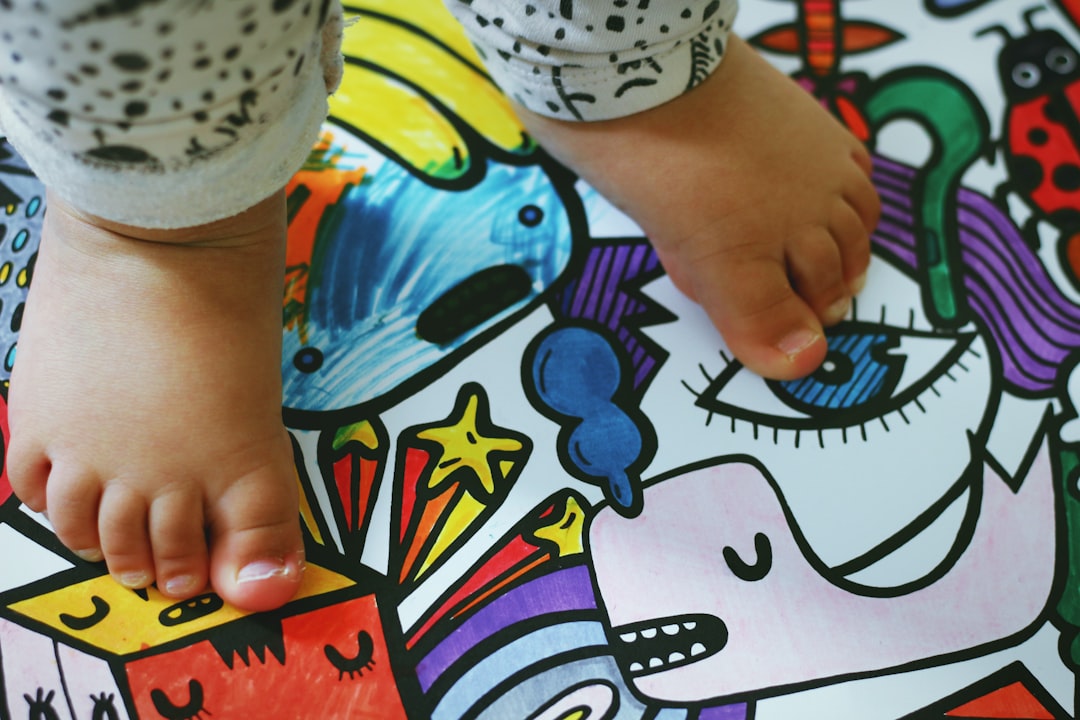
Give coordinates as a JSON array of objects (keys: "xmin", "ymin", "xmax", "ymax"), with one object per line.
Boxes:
[{"xmin": 517, "ymin": 35, "xmax": 880, "ymax": 379}]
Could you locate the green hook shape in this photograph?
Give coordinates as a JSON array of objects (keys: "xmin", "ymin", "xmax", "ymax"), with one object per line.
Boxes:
[{"xmin": 865, "ymin": 68, "xmax": 991, "ymax": 327}]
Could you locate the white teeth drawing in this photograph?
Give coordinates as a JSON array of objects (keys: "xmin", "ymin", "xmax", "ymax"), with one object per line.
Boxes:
[{"xmin": 612, "ymin": 615, "xmax": 726, "ymax": 675}]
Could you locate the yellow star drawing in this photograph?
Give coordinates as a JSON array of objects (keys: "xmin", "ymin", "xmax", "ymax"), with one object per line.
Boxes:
[{"xmin": 413, "ymin": 383, "xmax": 530, "ymax": 499}]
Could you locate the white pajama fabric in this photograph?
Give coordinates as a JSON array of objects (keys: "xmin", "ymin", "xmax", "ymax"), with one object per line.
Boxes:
[{"xmin": 0, "ymin": 0, "xmax": 735, "ymax": 228}]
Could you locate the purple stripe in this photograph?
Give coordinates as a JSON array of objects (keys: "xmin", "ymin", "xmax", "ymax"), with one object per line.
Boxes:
[
  {"xmin": 609, "ymin": 293, "xmax": 630, "ymax": 332},
  {"xmin": 636, "ymin": 356, "xmax": 656, "ymax": 388},
  {"xmin": 584, "ymin": 248, "xmax": 613, "ymax": 320},
  {"xmin": 599, "ymin": 246, "xmax": 631, "ymax": 323},
  {"xmin": 875, "ymin": 154, "xmax": 918, "ymax": 179},
  {"xmin": 876, "ymin": 183, "xmax": 913, "ymax": 211},
  {"xmin": 415, "ymin": 565, "xmax": 597, "ymax": 692},
  {"xmin": 571, "ymin": 250, "xmax": 601, "ymax": 316},
  {"xmin": 699, "ymin": 704, "xmax": 748, "ymax": 720}
]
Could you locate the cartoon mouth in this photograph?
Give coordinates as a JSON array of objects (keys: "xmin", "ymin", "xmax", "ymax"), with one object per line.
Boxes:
[{"xmin": 610, "ymin": 613, "xmax": 727, "ymax": 677}]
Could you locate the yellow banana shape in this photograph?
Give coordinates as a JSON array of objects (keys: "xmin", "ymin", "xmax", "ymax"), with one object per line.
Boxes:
[
  {"xmin": 344, "ymin": 0, "xmax": 479, "ymax": 61},
  {"xmin": 332, "ymin": 1, "xmax": 536, "ymax": 183}
]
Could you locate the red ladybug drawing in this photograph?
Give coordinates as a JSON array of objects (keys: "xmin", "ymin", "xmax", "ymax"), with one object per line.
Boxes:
[{"xmin": 982, "ymin": 10, "xmax": 1080, "ymax": 236}]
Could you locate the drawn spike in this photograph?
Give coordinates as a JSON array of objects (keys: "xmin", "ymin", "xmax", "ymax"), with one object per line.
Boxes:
[
  {"xmin": 1023, "ymin": 4, "xmax": 1049, "ymax": 30},
  {"xmin": 975, "ymin": 24, "xmax": 1014, "ymax": 43}
]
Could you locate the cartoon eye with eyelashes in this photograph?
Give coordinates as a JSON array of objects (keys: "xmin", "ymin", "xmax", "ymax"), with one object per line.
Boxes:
[{"xmin": 687, "ymin": 322, "xmax": 977, "ymax": 430}]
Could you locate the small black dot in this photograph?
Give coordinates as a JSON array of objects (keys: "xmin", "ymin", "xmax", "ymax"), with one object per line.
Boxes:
[
  {"xmin": 79, "ymin": 63, "xmax": 98, "ymax": 76},
  {"xmin": 1053, "ymin": 163, "xmax": 1080, "ymax": 191},
  {"xmin": 193, "ymin": 56, "xmax": 212, "ymax": 70},
  {"xmin": 120, "ymin": 80, "xmax": 142, "ymax": 92},
  {"xmin": 293, "ymin": 347, "xmax": 323, "ymax": 373},
  {"xmin": 273, "ymin": 0, "xmax": 296, "ymax": 12},
  {"xmin": 86, "ymin": 145, "xmax": 153, "ymax": 163},
  {"xmin": 1028, "ymin": 127, "xmax": 1050, "ymax": 146},
  {"xmin": 518, "ymin": 204, "xmax": 544, "ymax": 227},
  {"xmin": 224, "ymin": 45, "xmax": 241, "ymax": 61},
  {"xmin": 193, "ymin": 110, "xmax": 209, "ymax": 122},
  {"xmin": 46, "ymin": 87, "xmax": 66, "ymax": 101},
  {"xmin": 112, "ymin": 52, "xmax": 150, "ymax": 72},
  {"xmin": 157, "ymin": 21, "xmax": 173, "ymax": 35},
  {"xmin": 124, "ymin": 100, "xmax": 148, "ymax": 117},
  {"xmin": 202, "ymin": 90, "xmax": 214, "ymax": 103},
  {"xmin": 606, "ymin": 15, "xmax": 625, "ymax": 31}
]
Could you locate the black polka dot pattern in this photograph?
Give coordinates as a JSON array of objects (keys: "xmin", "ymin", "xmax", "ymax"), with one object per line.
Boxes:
[
  {"xmin": 0, "ymin": 0, "xmax": 344, "ymax": 227},
  {"xmin": 444, "ymin": 0, "xmax": 738, "ymax": 120}
]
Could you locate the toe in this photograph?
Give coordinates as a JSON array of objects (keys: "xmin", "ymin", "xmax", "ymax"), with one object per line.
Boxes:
[
  {"xmin": 44, "ymin": 463, "xmax": 103, "ymax": 561},
  {"xmin": 207, "ymin": 465, "xmax": 304, "ymax": 612},
  {"xmin": 844, "ymin": 159, "xmax": 882, "ymax": 234},
  {"xmin": 691, "ymin": 249, "xmax": 827, "ymax": 380},
  {"xmin": 828, "ymin": 199, "xmax": 872, "ymax": 293},
  {"xmin": 786, "ymin": 227, "xmax": 851, "ymax": 327},
  {"xmin": 149, "ymin": 486, "xmax": 209, "ymax": 599},
  {"xmin": 98, "ymin": 483, "xmax": 155, "ymax": 589},
  {"xmin": 6, "ymin": 438, "xmax": 50, "ymax": 512}
]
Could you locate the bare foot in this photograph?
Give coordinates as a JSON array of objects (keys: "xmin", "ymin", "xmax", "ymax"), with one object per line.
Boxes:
[
  {"xmin": 7, "ymin": 192, "xmax": 305, "ymax": 612},
  {"xmin": 518, "ymin": 35, "xmax": 880, "ymax": 379}
]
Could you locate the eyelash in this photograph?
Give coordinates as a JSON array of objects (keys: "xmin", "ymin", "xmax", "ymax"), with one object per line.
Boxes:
[{"xmin": 681, "ymin": 344, "xmax": 982, "ymax": 448}]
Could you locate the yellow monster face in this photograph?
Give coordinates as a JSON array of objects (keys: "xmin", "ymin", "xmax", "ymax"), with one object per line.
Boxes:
[{"xmin": 8, "ymin": 564, "xmax": 354, "ymax": 655}]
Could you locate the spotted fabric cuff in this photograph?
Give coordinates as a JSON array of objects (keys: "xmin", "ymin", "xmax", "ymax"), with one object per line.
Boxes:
[
  {"xmin": 0, "ymin": 0, "xmax": 344, "ymax": 229},
  {"xmin": 443, "ymin": 0, "xmax": 738, "ymax": 121}
]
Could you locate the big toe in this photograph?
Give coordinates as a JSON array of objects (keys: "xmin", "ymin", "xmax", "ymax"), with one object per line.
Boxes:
[
  {"xmin": 691, "ymin": 252, "xmax": 828, "ymax": 380},
  {"xmin": 207, "ymin": 465, "xmax": 304, "ymax": 613}
]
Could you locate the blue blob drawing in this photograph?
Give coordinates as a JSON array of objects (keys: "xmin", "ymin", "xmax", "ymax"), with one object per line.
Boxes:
[
  {"xmin": 282, "ymin": 157, "xmax": 575, "ymax": 414},
  {"xmin": 527, "ymin": 325, "xmax": 655, "ymax": 515}
]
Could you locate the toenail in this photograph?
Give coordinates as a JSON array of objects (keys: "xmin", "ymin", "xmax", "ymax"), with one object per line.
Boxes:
[
  {"xmin": 75, "ymin": 548, "xmax": 104, "ymax": 563},
  {"xmin": 777, "ymin": 329, "xmax": 820, "ymax": 359},
  {"xmin": 164, "ymin": 575, "xmax": 200, "ymax": 596},
  {"xmin": 851, "ymin": 271, "xmax": 867, "ymax": 295},
  {"xmin": 825, "ymin": 297, "xmax": 851, "ymax": 324},
  {"xmin": 237, "ymin": 553, "xmax": 304, "ymax": 584},
  {"xmin": 118, "ymin": 571, "xmax": 150, "ymax": 589}
]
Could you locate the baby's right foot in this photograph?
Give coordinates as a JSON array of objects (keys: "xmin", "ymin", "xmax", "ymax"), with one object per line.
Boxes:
[{"xmin": 7, "ymin": 192, "xmax": 305, "ymax": 612}]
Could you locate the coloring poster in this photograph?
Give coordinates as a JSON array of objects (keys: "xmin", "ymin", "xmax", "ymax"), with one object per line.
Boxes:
[{"xmin": 3, "ymin": 0, "xmax": 1080, "ymax": 717}]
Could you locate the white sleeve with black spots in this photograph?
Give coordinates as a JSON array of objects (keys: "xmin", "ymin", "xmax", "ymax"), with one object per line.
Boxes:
[
  {"xmin": 0, "ymin": 0, "xmax": 344, "ymax": 229},
  {"xmin": 442, "ymin": 0, "xmax": 738, "ymax": 121}
]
